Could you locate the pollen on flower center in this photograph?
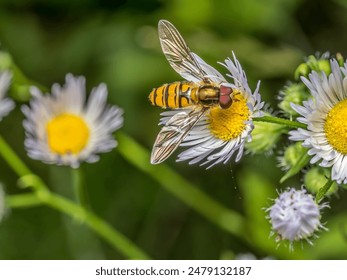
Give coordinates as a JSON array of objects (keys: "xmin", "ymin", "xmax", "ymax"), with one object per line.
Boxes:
[
  {"xmin": 324, "ymin": 99, "xmax": 347, "ymax": 154},
  {"xmin": 208, "ymin": 92, "xmax": 250, "ymax": 141},
  {"xmin": 46, "ymin": 113, "xmax": 90, "ymax": 155}
]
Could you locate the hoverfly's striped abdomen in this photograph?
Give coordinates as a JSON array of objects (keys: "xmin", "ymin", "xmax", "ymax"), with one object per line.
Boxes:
[{"xmin": 149, "ymin": 81, "xmax": 198, "ymax": 109}]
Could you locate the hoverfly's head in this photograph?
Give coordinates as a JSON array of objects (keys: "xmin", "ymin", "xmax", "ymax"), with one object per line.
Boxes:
[{"xmin": 219, "ymin": 85, "xmax": 233, "ymax": 109}]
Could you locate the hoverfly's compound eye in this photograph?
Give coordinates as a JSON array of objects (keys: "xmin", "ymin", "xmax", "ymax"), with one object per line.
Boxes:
[
  {"xmin": 220, "ymin": 97, "xmax": 233, "ymax": 109},
  {"xmin": 219, "ymin": 85, "xmax": 233, "ymax": 109}
]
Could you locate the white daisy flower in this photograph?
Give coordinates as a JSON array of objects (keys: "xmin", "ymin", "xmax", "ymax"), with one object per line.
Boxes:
[
  {"xmin": 289, "ymin": 59, "xmax": 347, "ymax": 184},
  {"xmin": 22, "ymin": 74, "xmax": 124, "ymax": 168},
  {"xmin": 266, "ymin": 187, "xmax": 328, "ymax": 246},
  {"xmin": 0, "ymin": 71, "xmax": 15, "ymax": 120},
  {"xmin": 160, "ymin": 53, "xmax": 264, "ymax": 167}
]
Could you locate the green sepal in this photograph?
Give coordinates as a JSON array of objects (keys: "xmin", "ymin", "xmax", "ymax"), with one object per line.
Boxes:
[{"xmin": 315, "ymin": 178, "xmax": 334, "ymax": 203}]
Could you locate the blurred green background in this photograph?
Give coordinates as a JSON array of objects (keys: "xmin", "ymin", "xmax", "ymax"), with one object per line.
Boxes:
[{"xmin": 0, "ymin": 0, "xmax": 347, "ymax": 260}]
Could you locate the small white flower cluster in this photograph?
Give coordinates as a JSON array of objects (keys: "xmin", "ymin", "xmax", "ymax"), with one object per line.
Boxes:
[{"xmin": 267, "ymin": 188, "xmax": 328, "ymax": 247}]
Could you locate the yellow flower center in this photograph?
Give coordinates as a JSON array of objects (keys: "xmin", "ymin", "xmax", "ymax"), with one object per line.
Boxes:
[
  {"xmin": 46, "ymin": 113, "xmax": 90, "ymax": 155},
  {"xmin": 324, "ymin": 99, "xmax": 347, "ymax": 154},
  {"xmin": 208, "ymin": 91, "xmax": 250, "ymax": 141}
]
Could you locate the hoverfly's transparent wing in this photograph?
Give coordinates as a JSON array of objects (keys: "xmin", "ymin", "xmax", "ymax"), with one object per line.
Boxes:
[
  {"xmin": 192, "ymin": 53, "xmax": 226, "ymax": 84},
  {"xmin": 158, "ymin": 20, "xmax": 219, "ymax": 83},
  {"xmin": 151, "ymin": 107, "xmax": 208, "ymax": 164}
]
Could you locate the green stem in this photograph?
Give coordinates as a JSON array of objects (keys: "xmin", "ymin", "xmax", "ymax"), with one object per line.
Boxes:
[
  {"xmin": 42, "ymin": 193, "xmax": 149, "ymax": 260},
  {"xmin": 6, "ymin": 193, "xmax": 43, "ymax": 208},
  {"xmin": 0, "ymin": 137, "xmax": 150, "ymax": 260},
  {"xmin": 253, "ymin": 116, "xmax": 307, "ymax": 129},
  {"xmin": 0, "ymin": 51, "xmax": 48, "ymax": 102},
  {"xmin": 117, "ymin": 132, "xmax": 247, "ymax": 241},
  {"xmin": 7, "ymin": 191, "xmax": 149, "ymax": 259},
  {"xmin": 315, "ymin": 178, "xmax": 334, "ymax": 203},
  {"xmin": 71, "ymin": 168, "xmax": 89, "ymax": 208},
  {"xmin": 0, "ymin": 136, "xmax": 31, "ymax": 176}
]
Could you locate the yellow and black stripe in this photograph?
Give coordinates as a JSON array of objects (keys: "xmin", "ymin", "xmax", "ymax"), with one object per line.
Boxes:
[{"xmin": 149, "ymin": 81, "xmax": 197, "ymax": 109}]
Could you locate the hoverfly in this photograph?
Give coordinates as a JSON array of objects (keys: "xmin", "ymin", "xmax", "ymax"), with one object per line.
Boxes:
[{"xmin": 149, "ymin": 20, "xmax": 234, "ymax": 164}]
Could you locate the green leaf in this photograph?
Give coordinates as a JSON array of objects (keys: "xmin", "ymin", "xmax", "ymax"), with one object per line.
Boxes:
[{"xmin": 280, "ymin": 151, "xmax": 310, "ymax": 183}]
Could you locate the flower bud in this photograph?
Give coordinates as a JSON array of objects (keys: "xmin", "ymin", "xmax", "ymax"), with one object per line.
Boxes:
[
  {"xmin": 304, "ymin": 166, "xmax": 338, "ymax": 196},
  {"xmin": 278, "ymin": 142, "xmax": 307, "ymax": 171},
  {"xmin": 267, "ymin": 187, "xmax": 328, "ymax": 247},
  {"xmin": 278, "ymin": 83, "xmax": 310, "ymax": 117},
  {"xmin": 245, "ymin": 113, "xmax": 287, "ymax": 154},
  {"xmin": 294, "ymin": 53, "xmax": 334, "ymax": 81},
  {"xmin": 294, "ymin": 63, "xmax": 310, "ymax": 81}
]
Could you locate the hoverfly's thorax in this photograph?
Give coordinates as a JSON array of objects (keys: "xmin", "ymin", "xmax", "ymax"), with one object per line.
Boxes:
[{"xmin": 197, "ymin": 85, "xmax": 220, "ymax": 106}]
